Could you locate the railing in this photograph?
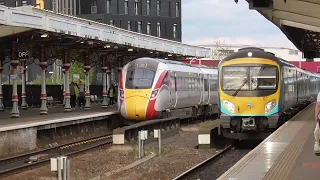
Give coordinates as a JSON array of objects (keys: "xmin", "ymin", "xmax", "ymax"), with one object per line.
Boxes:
[{"xmin": 1, "ymin": 85, "xmax": 103, "ymax": 108}]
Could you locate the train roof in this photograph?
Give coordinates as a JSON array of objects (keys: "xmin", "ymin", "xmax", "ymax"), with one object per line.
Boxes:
[
  {"xmin": 220, "ymin": 47, "xmax": 279, "ymax": 63},
  {"xmin": 219, "ymin": 47, "xmax": 320, "ymax": 76},
  {"xmin": 136, "ymin": 57, "xmax": 216, "ymax": 69}
]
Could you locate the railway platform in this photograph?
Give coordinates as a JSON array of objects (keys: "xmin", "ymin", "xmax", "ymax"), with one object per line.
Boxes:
[
  {"xmin": 218, "ymin": 103, "xmax": 320, "ymax": 180},
  {"xmin": 0, "ymin": 105, "xmax": 118, "ymax": 132},
  {"xmin": 0, "ymin": 105, "xmax": 119, "ymax": 157}
]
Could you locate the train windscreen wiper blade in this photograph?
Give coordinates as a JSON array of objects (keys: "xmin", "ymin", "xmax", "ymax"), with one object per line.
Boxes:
[{"xmin": 232, "ymin": 78, "xmax": 248, "ymax": 97}]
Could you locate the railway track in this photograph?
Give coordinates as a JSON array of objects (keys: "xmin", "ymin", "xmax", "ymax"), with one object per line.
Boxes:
[
  {"xmin": 0, "ymin": 134, "xmax": 112, "ymax": 177},
  {"xmin": 174, "ymin": 140, "xmax": 260, "ymax": 180},
  {"xmin": 0, "ymin": 115, "xmax": 219, "ymax": 178}
]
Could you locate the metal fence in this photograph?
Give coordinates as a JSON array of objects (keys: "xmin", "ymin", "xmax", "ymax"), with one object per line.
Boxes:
[{"xmin": 2, "ymin": 85, "xmax": 103, "ymax": 108}]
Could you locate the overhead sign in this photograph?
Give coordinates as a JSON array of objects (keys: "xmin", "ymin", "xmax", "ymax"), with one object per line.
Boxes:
[{"xmin": 17, "ymin": 51, "xmax": 29, "ymax": 60}]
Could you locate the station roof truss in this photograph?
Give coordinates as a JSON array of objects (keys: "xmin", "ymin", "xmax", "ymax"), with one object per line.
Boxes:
[
  {"xmin": 0, "ymin": 5, "xmax": 210, "ymax": 64},
  {"xmin": 247, "ymin": 0, "xmax": 320, "ymax": 59}
]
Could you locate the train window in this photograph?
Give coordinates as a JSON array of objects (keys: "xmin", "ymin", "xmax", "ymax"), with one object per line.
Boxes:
[
  {"xmin": 176, "ymin": 78, "xmax": 181, "ymax": 91},
  {"xmin": 181, "ymin": 77, "xmax": 184, "ymax": 91},
  {"xmin": 170, "ymin": 75, "xmax": 175, "ymax": 91},
  {"xmin": 251, "ymin": 66, "xmax": 277, "ymax": 90},
  {"xmin": 162, "ymin": 73, "xmax": 169, "ymax": 86},
  {"xmin": 191, "ymin": 78, "xmax": 194, "ymax": 90},
  {"xmin": 222, "ymin": 66, "xmax": 249, "ymax": 90},
  {"xmin": 204, "ymin": 79, "xmax": 209, "ymax": 91},
  {"xmin": 184, "ymin": 78, "xmax": 189, "ymax": 91},
  {"xmin": 209, "ymin": 81, "xmax": 214, "ymax": 90},
  {"xmin": 125, "ymin": 68, "xmax": 155, "ymax": 89}
]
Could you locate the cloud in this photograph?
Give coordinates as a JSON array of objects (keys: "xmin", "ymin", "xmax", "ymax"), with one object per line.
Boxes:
[{"xmin": 182, "ymin": 0, "xmax": 296, "ymax": 49}]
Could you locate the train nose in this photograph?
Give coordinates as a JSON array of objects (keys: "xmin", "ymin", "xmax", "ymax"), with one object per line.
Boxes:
[{"xmin": 125, "ymin": 96, "xmax": 149, "ymax": 120}]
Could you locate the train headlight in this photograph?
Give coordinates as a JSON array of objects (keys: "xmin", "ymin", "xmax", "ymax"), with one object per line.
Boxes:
[
  {"xmin": 150, "ymin": 90, "xmax": 159, "ymax": 99},
  {"xmin": 223, "ymin": 100, "xmax": 235, "ymax": 113},
  {"xmin": 265, "ymin": 100, "xmax": 276, "ymax": 114}
]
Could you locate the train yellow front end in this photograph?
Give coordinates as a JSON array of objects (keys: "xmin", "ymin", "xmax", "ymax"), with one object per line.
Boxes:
[
  {"xmin": 218, "ymin": 49, "xmax": 281, "ymax": 139},
  {"xmin": 119, "ymin": 58, "xmax": 166, "ymax": 121},
  {"xmin": 122, "ymin": 89, "xmax": 152, "ymax": 120}
]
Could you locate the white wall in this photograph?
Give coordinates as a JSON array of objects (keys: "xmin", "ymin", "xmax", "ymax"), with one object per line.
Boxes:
[{"xmin": 201, "ymin": 44, "xmax": 320, "ymax": 62}]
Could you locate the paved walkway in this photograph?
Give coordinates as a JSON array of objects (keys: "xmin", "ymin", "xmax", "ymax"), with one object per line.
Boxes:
[{"xmin": 0, "ymin": 105, "xmax": 118, "ymax": 128}]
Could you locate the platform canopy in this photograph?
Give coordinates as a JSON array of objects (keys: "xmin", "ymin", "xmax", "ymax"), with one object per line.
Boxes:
[
  {"xmin": 247, "ymin": 0, "xmax": 320, "ymax": 59},
  {"xmin": 0, "ymin": 5, "xmax": 210, "ymax": 58}
]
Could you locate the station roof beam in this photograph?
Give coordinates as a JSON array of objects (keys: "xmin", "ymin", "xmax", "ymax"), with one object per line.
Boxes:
[
  {"xmin": 0, "ymin": 5, "xmax": 210, "ymax": 60},
  {"xmin": 245, "ymin": 0, "xmax": 320, "ymax": 59}
]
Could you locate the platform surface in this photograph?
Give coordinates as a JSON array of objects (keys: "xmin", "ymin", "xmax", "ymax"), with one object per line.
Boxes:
[
  {"xmin": 0, "ymin": 105, "xmax": 118, "ymax": 132},
  {"xmin": 218, "ymin": 103, "xmax": 320, "ymax": 180}
]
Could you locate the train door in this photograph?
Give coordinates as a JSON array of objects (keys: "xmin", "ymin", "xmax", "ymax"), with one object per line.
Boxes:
[
  {"xmin": 206, "ymin": 74, "xmax": 210, "ymax": 104},
  {"xmin": 169, "ymin": 71, "xmax": 177, "ymax": 108},
  {"xmin": 198, "ymin": 73, "xmax": 202, "ymax": 104}
]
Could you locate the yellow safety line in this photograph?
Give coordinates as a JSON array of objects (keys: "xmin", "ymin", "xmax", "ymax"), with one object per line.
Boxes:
[{"xmin": 59, "ymin": 135, "xmax": 111, "ymax": 150}]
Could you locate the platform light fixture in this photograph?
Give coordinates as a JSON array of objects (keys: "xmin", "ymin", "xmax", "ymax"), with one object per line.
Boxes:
[
  {"xmin": 41, "ymin": 33, "xmax": 49, "ymax": 38},
  {"xmin": 168, "ymin": 54, "xmax": 172, "ymax": 57},
  {"xmin": 104, "ymin": 45, "xmax": 111, "ymax": 48},
  {"xmin": 128, "ymin": 48, "xmax": 133, "ymax": 52}
]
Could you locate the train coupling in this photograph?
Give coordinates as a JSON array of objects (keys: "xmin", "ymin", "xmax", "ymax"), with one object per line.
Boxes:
[{"xmin": 241, "ymin": 117, "xmax": 256, "ymax": 131}]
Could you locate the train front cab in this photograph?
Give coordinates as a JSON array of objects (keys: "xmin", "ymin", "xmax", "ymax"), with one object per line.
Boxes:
[
  {"xmin": 119, "ymin": 59, "xmax": 168, "ymax": 121},
  {"xmin": 218, "ymin": 58, "xmax": 280, "ymax": 139}
]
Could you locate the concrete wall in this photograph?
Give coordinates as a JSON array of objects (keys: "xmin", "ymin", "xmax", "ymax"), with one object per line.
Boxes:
[{"xmin": 0, "ymin": 128, "xmax": 37, "ymax": 156}]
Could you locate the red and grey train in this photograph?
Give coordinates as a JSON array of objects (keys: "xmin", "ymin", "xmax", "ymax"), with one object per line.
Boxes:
[{"xmin": 118, "ymin": 57, "xmax": 219, "ymax": 121}]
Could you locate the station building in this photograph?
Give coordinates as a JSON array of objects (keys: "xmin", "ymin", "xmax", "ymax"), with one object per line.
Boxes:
[{"xmin": 0, "ymin": 0, "xmax": 181, "ymax": 84}]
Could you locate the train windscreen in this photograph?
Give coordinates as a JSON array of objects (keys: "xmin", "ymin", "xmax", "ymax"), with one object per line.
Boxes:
[
  {"xmin": 125, "ymin": 68, "xmax": 155, "ymax": 89},
  {"xmin": 221, "ymin": 65, "xmax": 278, "ymax": 97}
]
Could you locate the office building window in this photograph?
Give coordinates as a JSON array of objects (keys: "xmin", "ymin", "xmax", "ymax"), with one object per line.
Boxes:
[
  {"xmin": 164, "ymin": 22, "xmax": 167, "ymax": 36},
  {"xmin": 128, "ymin": 21, "xmax": 131, "ymax": 30},
  {"xmin": 134, "ymin": 0, "xmax": 139, "ymax": 15},
  {"xmin": 147, "ymin": 22, "xmax": 151, "ymax": 35},
  {"xmin": 175, "ymin": 2, "xmax": 180, "ymax": 17},
  {"xmin": 106, "ymin": 0, "xmax": 111, "ymax": 13},
  {"xmin": 157, "ymin": 22, "xmax": 161, "ymax": 37},
  {"xmin": 0, "ymin": 1, "xmax": 4, "ymax": 5},
  {"xmin": 147, "ymin": 0, "xmax": 150, "ymax": 15},
  {"xmin": 137, "ymin": 21, "xmax": 142, "ymax": 33},
  {"xmin": 91, "ymin": 1, "xmax": 98, "ymax": 14},
  {"xmin": 173, "ymin": 24, "xmax": 177, "ymax": 38},
  {"xmin": 15, "ymin": 0, "xmax": 18, "ymax": 7},
  {"xmin": 169, "ymin": 1, "xmax": 171, "ymax": 17},
  {"xmin": 110, "ymin": 20, "xmax": 114, "ymax": 26},
  {"xmin": 22, "ymin": 0, "xmax": 27, "ymax": 6},
  {"xmin": 157, "ymin": 1, "xmax": 161, "ymax": 16},
  {"xmin": 124, "ymin": 0, "xmax": 129, "ymax": 14}
]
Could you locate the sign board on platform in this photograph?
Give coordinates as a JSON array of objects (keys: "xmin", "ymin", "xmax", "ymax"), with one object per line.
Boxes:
[
  {"xmin": 72, "ymin": 74, "xmax": 80, "ymax": 80},
  {"xmin": 17, "ymin": 51, "xmax": 28, "ymax": 60},
  {"xmin": 10, "ymin": 74, "xmax": 18, "ymax": 80}
]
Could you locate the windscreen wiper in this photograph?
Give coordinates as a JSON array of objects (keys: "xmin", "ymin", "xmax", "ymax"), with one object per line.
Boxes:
[{"xmin": 232, "ymin": 78, "xmax": 248, "ymax": 97}]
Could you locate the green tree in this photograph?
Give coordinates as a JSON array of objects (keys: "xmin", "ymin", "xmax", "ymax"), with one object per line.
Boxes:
[
  {"xmin": 32, "ymin": 74, "xmax": 63, "ymax": 85},
  {"xmin": 30, "ymin": 62, "xmax": 95, "ymax": 85},
  {"xmin": 69, "ymin": 61, "xmax": 95, "ymax": 83}
]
